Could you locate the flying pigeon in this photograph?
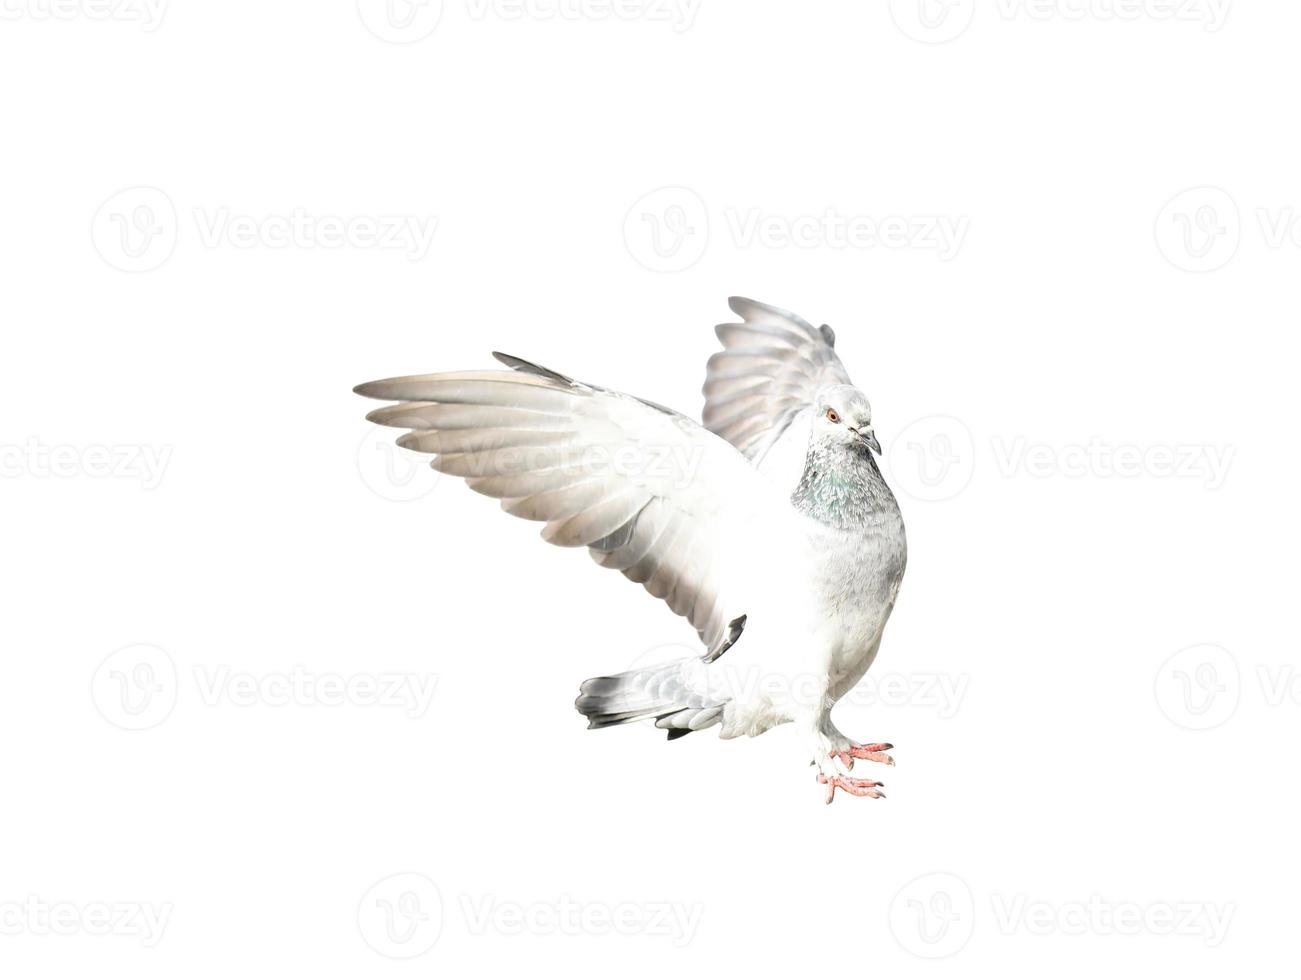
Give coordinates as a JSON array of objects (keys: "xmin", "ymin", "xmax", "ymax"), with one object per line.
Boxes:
[{"xmin": 355, "ymin": 298, "xmax": 907, "ymax": 803}]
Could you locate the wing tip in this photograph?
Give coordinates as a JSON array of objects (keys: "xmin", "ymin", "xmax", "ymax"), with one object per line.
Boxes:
[
  {"xmin": 727, "ymin": 295, "xmax": 809, "ymax": 325},
  {"xmin": 492, "ymin": 351, "xmax": 574, "ymax": 386}
]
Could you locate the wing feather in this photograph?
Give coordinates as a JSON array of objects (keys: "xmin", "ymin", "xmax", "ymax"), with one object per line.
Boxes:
[
  {"xmin": 357, "ymin": 360, "xmax": 789, "ymax": 657},
  {"xmin": 702, "ymin": 297, "xmax": 853, "ymax": 460}
]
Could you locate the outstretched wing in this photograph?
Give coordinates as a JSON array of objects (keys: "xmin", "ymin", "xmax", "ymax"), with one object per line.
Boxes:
[
  {"xmin": 702, "ymin": 296, "xmax": 852, "ymax": 461},
  {"xmin": 356, "ymin": 355, "xmax": 787, "ymax": 659}
]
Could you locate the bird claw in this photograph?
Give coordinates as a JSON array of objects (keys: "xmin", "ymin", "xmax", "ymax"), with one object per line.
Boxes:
[
  {"xmin": 832, "ymin": 742, "xmax": 895, "ymax": 771},
  {"xmin": 818, "ymin": 773, "xmax": 886, "ymax": 804}
]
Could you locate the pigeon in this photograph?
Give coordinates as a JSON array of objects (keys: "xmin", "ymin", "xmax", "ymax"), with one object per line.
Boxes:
[{"xmin": 355, "ymin": 297, "xmax": 907, "ymax": 803}]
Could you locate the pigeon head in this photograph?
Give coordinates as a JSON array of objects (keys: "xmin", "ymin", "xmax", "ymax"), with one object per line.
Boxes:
[{"xmin": 812, "ymin": 384, "xmax": 880, "ymax": 455}]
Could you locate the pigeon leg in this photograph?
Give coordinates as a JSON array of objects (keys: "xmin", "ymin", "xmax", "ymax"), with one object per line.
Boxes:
[
  {"xmin": 831, "ymin": 742, "xmax": 896, "ymax": 771},
  {"xmin": 818, "ymin": 773, "xmax": 886, "ymax": 804},
  {"xmin": 807, "ymin": 724, "xmax": 889, "ymax": 802}
]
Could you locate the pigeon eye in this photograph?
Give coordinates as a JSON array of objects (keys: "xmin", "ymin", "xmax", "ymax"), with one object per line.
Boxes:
[{"xmin": 825, "ymin": 409, "xmax": 840, "ymax": 424}]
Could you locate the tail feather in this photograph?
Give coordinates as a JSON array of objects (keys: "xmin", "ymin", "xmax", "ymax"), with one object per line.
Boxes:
[{"xmin": 575, "ymin": 659, "xmax": 725, "ymax": 740}]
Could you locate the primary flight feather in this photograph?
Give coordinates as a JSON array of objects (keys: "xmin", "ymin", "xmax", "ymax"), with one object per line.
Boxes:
[{"xmin": 355, "ymin": 297, "xmax": 907, "ymax": 803}]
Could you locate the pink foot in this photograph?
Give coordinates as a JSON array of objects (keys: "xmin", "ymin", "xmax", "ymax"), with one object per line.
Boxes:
[
  {"xmin": 818, "ymin": 773, "xmax": 886, "ymax": 804},
  {"xmin": 831, "ymin": 742, "xmax": 895, "ymax": 771}
]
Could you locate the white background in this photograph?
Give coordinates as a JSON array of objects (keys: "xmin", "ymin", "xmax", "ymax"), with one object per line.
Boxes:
[{"xmin": 1, "ymin": 0, "xmax": 1297, "ymax": 976}]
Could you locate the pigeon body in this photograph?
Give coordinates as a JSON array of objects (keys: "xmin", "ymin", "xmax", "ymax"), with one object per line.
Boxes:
[{"xmin": 356, "ymin": 297, "xmax": 907, "ymax": 801}]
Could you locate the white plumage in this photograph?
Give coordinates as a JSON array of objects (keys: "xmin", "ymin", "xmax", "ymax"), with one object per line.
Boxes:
[{"xmin": 356, "ymin": 297, "xmax": 907, "ymax": 802}]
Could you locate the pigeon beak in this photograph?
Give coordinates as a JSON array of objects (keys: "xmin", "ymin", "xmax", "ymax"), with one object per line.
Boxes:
[{"xmin": 850, "ymin": 427, "xmax": 882, "ymax": 455}]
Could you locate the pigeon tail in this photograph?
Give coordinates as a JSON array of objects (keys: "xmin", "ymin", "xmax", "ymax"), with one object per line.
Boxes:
[{"xmin": 574, "ymin": 658, "xmax": 726, "ymax": 741}]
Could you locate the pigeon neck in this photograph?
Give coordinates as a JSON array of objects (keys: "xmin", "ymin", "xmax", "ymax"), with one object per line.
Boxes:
[{"xmin": 790, "ymin": 440, "xmax": 897, "ymax": 530}]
